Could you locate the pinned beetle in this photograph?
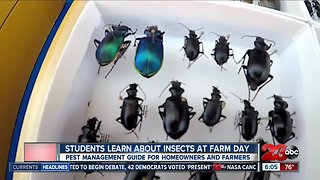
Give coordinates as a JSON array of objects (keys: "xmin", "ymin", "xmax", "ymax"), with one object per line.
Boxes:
[
  {"xmin": 312, "ymin": 0, "xmax": 320, "ymax": 17},
  {"xmin": 210, "ymin": 32, "xmax": 236, "ymax": 70},
  {"xmin": 266, "ymin": 95, "xmax": 296, "ymax": 144},
  {"xmin": 94, "ymin": 22, "xmax": 136, "ymax": 78},
  {"xmin": 237, "ymin": 35, "xmax": 277, "ymax": 101},
  {"xmin": 134, "ymin": 26, "xmax": 165, "ymax": 78},
  {"xmin": 231, "ymin": 92, "xmax": 261, "ymax": 142},
  {"xmin": 124, "ymin": 171, "xmax": 160, "ymax": 180},
  {"xmin": 125, "ymin": 140, "xmax": 160, "ymax": 180},
  {"xmin": 77, "ymin": 117, "xmax": 109, "ymax": 177},
  {"xmin": 243, "ymin": 138, "xmax": 281, "ymax": 180},
  {"xmin": 179, "ymin": 23, "xmax": 206, "ymax": 68},
  {"xmin": 78, "ymin": 117, "xmax": 109, "ymax": 143},
  {"xmin": 158, "ymin": 81, "xmax": 196, "ymax": 140},
  {"xmin": 116, "ymin": 83, "xmax": 147, "ymax": 139},
  {"xmin": 199, "ymin": 86, "xmax": 227, "ymax": 132},
  {"xmin": 189, "ymin": 171, "xmax": 219, "ymax": 180}
]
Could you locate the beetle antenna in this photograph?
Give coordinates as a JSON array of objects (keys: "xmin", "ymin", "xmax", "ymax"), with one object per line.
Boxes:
[
  {"xmin": 279, "ymin": 95, "xmax": 292, "ymax": 99},
  {"xmin": 178, "ymin": 22, "xmax": 191, "ymax": 31},
  {"xmin": 266, "ymin": 95, "xmax": 275, "ymax": 99},
  {"xmin": 241, "ymin": 35, "xmax": 259, "ymax": 39},
  {"xmin": 194, "ymin": 27, "xmax": 205, "ymax": 31},
  {"xmin": 119, "ymin": 85, "xmax": 130, "ymax": 100},
  {"xmin": 263, "ymin": 38, "xmax": 276, "ymax": 47},
  {"xmin": 138, "ymin": 84, "xmax": 147, "ymax": 101},
  {"xmin": 219, "ymin": 91, "xmax": 228, "ymax": 99},
  {"xmin": 210, "ymin": 31, "xmax": 222, "ymax": 38},
  {"xmin": 118, "ymin": 21, "xmax": 123, "ymax": 26},
  {"xmin": 241, "ymin": 35, "xmax": 276, "ymax": 47},
  {"xmin": 158, "ymin": 81, "xmax": 172, "ymax": 98},
  {"xmin": 230, "ymin": 92, "xmax": 244, "ymax": 103}
]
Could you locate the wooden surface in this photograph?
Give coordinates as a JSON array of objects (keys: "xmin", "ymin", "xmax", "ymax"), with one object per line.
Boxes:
[{"xmin": 0, "ymin": 1, "xmax": 65, "ymax": 179}]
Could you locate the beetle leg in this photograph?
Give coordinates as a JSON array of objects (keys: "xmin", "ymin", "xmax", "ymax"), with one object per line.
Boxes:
[
  {"xmin": 238, "ymin": 127, "xmax": 241, "ymax": 142},
  {"xmin": 104, "ymin": 29, "xmax": 110, "ymax": 36},
  {"xmin": 97, "ymin": 170, "xmax": 104, "ymax": 177},
  {"xmin": 229, "ymin": 49, "xmax": 237, "ymax": 64},
  {"xmin": 199, "ymin": 42, "xmax": 208, "ymax": 58},
  {"xmin": 242, "ymin": 172, "xmax": 247, "ymax": 180},
  {"xmin": 116, "ymin": 117, "xmax": 122, "ymax": 124},
  {"xmin": 154, "ymin": 175, "xmax": 160, "ymax": 180},
  {"xmin": 189, "ymin": 112, "xmax": 196, "ymax": 120},
  {"xmin": 241, "ymin": 65, "xmax": 252, "ymax": 100},
  {"xmin": 198, "ymin": 114, "xmax": 204, "ymax": 122},
  {"xmin": 188, "ymin": 54, "xmax": 204, "ymax": 69},
  {"xmin": 251, "ymin": 74, "xmax": 273, "ymax": 101},
  {"xmin": 94, "ymin": 39, "xmax": 100, "ymax": 48},
  {"xmin": 188, "ymin": 106, "xmax": 194, "ymax": 111},
  {"xmin": 134, "ymin": 37, "xmax": 143, "ymax": 46},
  {"xmin": 220, "ymin": 115, "xmax": 226, "ymax": 122},
  {"xmin": 137, "ymin": 114, "xmax": 143, "ymax": 131},
  {"xmin": 166, "ymin": 135, "xmax": 168, "ymax": 141},
  {"xmin": 269, "ymin": 49, "xmax": 277, "ymax": 56},
  {"xmin": 287, "ymin": 132, "xmax": 296, "ymax": 142},
  {"xmin": 270, "ymin": 60, "xmax": 273, "ymax": 67},
  {"xmin": 203, "ymin": 98, "xmax": 209, "ymax": 107},
  {"xmin": 97, "ymin": 65, "xmax": 101, "ymax": 74},
  {"xmin": 236, "ymin": 50, "xmax": 250, "ymax": 65},
  {"xmin": 182, "ymin": 36, "xmax": 188, "ymax": 51},
  {"xmin": 220, "ymin": 101, "xmax": 226, "ymax": 109}
]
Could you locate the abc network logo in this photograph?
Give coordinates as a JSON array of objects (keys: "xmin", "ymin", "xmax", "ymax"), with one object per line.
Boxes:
[{"xmin": 261, "ymin": 144, "xmax": 299, "ymax": 161}]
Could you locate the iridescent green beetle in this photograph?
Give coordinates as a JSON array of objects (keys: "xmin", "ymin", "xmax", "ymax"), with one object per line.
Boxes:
[{"xmin": 94, "ymin": 22, "xmax": 136, "ymax": 78}]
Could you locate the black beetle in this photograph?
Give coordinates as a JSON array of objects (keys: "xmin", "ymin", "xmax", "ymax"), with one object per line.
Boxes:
[
  {"xmin": 94, "ymin": 22, "xmax": 137, "ymax": 78},
  {"xmin": 312, "ymin": 0, "xmax": 320, "ymax": 17},
  {"xmin": 305, "ymin": 0, "xmax": 314, "ymax": 16},
  {"xmin": 116, "ymin": 83, "xmax": 147, "ymax": 139},
  {"xmin": 199, "ymin": 86, "xmax": 227, "ymax": 132},
  {"xmin": 158, "ymin": 80, "xmax": 196, "ymax": 140},
  {"xmin": 77, "ymin": 117, "xmax": 109, "ymax": 177},
  {"xmin": 237, "ymin": 35, "xmax": 277, "ymax": 101},
  {"xmin": 266, "ymin": 95, "xmax": 296, "ymax": 144},
  {"xmin": 78, "ymin": 117, "xmax": 109, "ymax": 143},
  {"xmin": 231, "ymin": 92, "xmax": 261, "ymax": 142},
  {"xmin": 124, "ymin": 170, "xmax": 160, "ymax": 180},
  {"xmin": 179, "ymin": 23, "xmax": 206, "ymax": 68},
  {"xmin": 125, "ymin": 140, "xmax": 160, "ymax": 180},
  {"xmin": 189, "ymin": 171, "xmax": 219, "ymax": 180},
  {"xmin": 210, "ymin": 32, "xmax": 236, "ymax": 70},
  {"xmin": 243, "ymin": 138, "xmax": 281, "ymax": 180}
]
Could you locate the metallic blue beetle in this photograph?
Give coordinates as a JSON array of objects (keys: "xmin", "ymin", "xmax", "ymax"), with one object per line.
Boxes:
[{"xmin": 134, "ymin": 26, "xmax": 165, "ymax": 78}]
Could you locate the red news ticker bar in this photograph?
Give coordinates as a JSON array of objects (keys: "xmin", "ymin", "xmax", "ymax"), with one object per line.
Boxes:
[{"xmin": 280, "ymin": 162, "xmax": 299, "ymax": 172}]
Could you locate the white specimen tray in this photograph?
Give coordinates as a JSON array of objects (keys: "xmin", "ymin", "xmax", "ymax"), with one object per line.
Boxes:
[{"xmin": 14, "ymin": 1, "xmax": 320, "ymax": 180}]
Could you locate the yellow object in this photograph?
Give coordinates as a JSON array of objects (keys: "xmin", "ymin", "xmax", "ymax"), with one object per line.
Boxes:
[
  {"xmin": 13, "ymin": 1, "xmax": 87, "ymax": 180},
  {"xmin": 0, "ymin": 1, "xmax": 64, "ymax": 179}
]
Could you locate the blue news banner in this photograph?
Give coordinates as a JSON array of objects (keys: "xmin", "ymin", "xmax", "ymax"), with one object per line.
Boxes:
[{"xmin": 11, "ymin": 143, "xmax": 260, "ymax": 172}]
